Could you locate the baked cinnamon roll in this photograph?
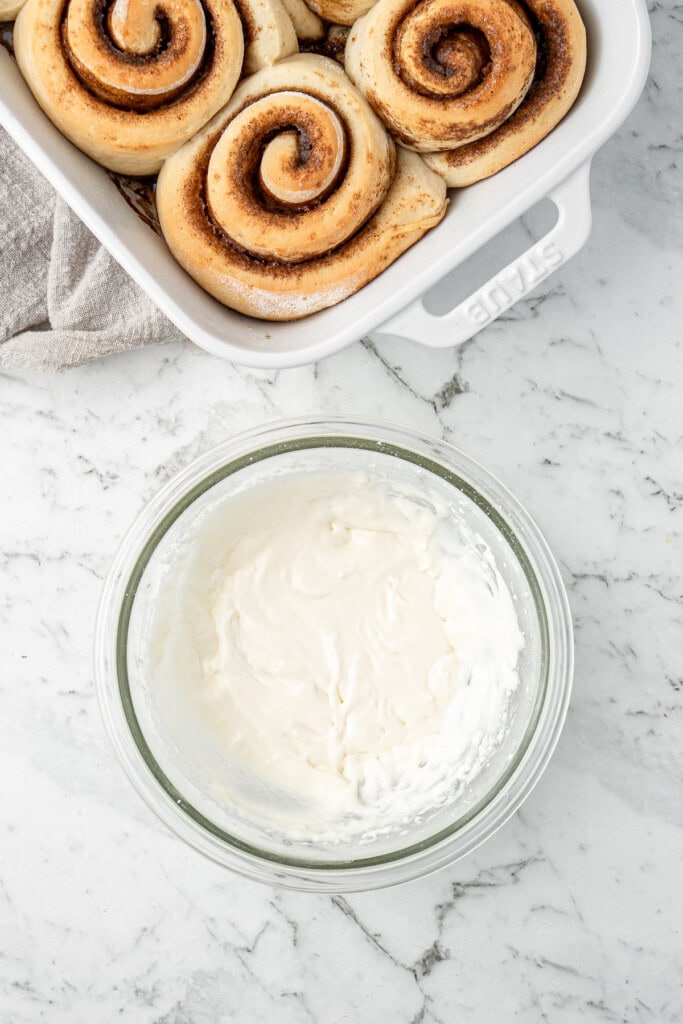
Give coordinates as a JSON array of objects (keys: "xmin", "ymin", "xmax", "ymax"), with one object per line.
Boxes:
[
  {"xmin": 236, "ymin": 0, "xmax": 297, "ymax": 74},
  {"xmin": 424, "ymin": 0, "xmax": 587, "ymax": 185},
  {"xmin": 345, "ymin": 0, "xmax": 538, "ymax": 151},
  {"xmin": 279, "ymin": 0, "xmax": 324, "ymax": 42},
  {"xmin": 303, "ymin": 0, "xmax": 375, "ymax": 29},
  {"xmin": 0, "ymin": 0, "xmax": 26, "ymax": 20},
  {"xmin": 13, "ymin": 0, "xmax": 301, "ymax": 174},
  {"xmin": 156, "ymin": 54, "xmax": 447, "ymax": 320}
]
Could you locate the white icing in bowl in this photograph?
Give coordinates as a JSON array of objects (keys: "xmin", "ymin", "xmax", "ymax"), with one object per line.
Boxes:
[
  {"xmin": 145, "ymin": 471, "xmax": 524, "ymax": 841},
  {"xmin": 96, "ymin": 419, "xmax": 573, "ymax": 890}
]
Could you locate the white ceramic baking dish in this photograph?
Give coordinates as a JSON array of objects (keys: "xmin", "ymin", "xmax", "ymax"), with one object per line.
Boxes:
[{"xmin": 0, "ymin": 0, "xmax": 650, "ymax": 368}]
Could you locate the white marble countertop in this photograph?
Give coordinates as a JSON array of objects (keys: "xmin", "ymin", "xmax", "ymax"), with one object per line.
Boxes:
[{"xmin": 2, "ymin": 4, "xmax": 681, "ymax": 1019}]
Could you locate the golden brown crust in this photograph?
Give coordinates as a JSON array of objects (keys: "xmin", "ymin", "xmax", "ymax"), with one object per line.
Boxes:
[
  {"xmin": 0, "ymin": 0, "xmax": 27, "ymax": 20},
  {"xmin": 424, "ymin": 0, "xmax": 587, "ymax": 184},
  {"xmin": 14, "ymin": 0, "xmax": 245, "ymax": 174},
  {"xmin": 13, "ymin": 0, "xmax": 305, "ymax": 174},
  {"xmin": 156, "ymin": 54, "xmax": 447, "ymax": 319},
  {"xmin": 279, "ymin": 0, "xmax": 324, "ymax": 40},
  {"xmin": 233, "ymin": 0, "xmax": 299, "ymax": 75},
  {"xmin": 345, "ymin": 0, "xmax": 538, "ymax": 151},
  {"xmin": 302, "ymin": 0, "xmax": 375, "ymax": 29}
]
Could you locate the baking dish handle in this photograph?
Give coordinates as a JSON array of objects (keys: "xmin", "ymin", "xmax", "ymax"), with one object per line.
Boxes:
[{"xmin": 372, "ymin": 160, "xmax": 593, "ymax": 349}]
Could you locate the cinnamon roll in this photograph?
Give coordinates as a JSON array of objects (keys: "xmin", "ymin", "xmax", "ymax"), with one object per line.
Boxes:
[
  {"xmin": 14, "ymin": 0, "xmax": 299, "ymax": 175},
  {"xmin": 303, "ymin": 0, "xmax": 375, "ymax": 29},
  {"xmin": 345, "ymin": 0, "xmax": 538, "ymax": 151},
  {"xmin": 156, "ymin": 54, "xmax": 447, "ymax": 320},
  {"xmin": 0, "ymin": 0, "xmax": 26, "ymax": 20},
  {"xmin": 237, "ymin": 0, "xmax": 298, "ymax": 75},
  {"xmin": 424, "ymin": 0, "xmax": 587, "ymax": 185},
  {"xmin": 279, "ymin": 0, "xmax": 324, "ymax": 42},
  {"xmin": 300, "ymin": 22, "xmax": 349, "ymax": 63}
]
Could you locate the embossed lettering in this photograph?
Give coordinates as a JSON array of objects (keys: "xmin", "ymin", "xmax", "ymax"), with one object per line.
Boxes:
[
  {"xmin": 540, "ymin": 242, "xmax": 563, "ymax": 268},
  {"xmin": 485, "ymin": 284, "xmax": 512, "ymax": 313},
  {"xmin": 525, "ymin": 252, "xmax": 546, "ymax": 285},
  {"xmin": 464, "ymin": 299, "xmax": 490, "ymax": 325},
  {"xmin": 463, "ymin": 239, "xmax": 565, "ymax": 328},
  {"xmin": 502, "ymin": 266, "xmax": 526, "ymax": 295}
]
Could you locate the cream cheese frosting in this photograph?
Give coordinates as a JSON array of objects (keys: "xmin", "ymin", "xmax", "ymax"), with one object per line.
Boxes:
[{"xmin": 146, "ymin": 470, "xmax": 524, "ymax": 840}]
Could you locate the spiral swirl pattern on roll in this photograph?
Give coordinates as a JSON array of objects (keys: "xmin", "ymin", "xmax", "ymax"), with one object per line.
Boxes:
[
  {"xmin": 13, "ymin": 0, "xmax": 300, "ymax": 174},
  {"xmin": 424, "ymin": 0, "xmax": 587, "ymax": 185},
  {"xmin": 156, "ymin": 54, "xmax": 447, "ymax": 319},
  {"xmin": 345, "ymin": 0, "xmax": 538, "ymax": 151}
]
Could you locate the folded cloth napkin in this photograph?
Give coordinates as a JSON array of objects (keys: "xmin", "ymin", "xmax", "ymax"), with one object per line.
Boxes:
[{"xmin": 0, "ymin": 128, "xmax": 181, "ymax": 370}]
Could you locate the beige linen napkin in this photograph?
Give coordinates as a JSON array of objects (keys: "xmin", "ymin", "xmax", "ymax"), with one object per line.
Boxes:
[{"xmin": 0, "ymin": 128, "xmax": 181, "ymax": 370}]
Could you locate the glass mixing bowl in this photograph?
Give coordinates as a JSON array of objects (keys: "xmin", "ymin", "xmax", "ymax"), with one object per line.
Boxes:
[{"xmin": 95, "ymin": 418, "xmax": 573, "ymax": 892}]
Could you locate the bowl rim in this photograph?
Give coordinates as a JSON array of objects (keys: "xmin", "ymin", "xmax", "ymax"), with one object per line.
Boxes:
[{"xmin": 95, "ymin": 417, "xmax": 574, "ymax": 892}]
